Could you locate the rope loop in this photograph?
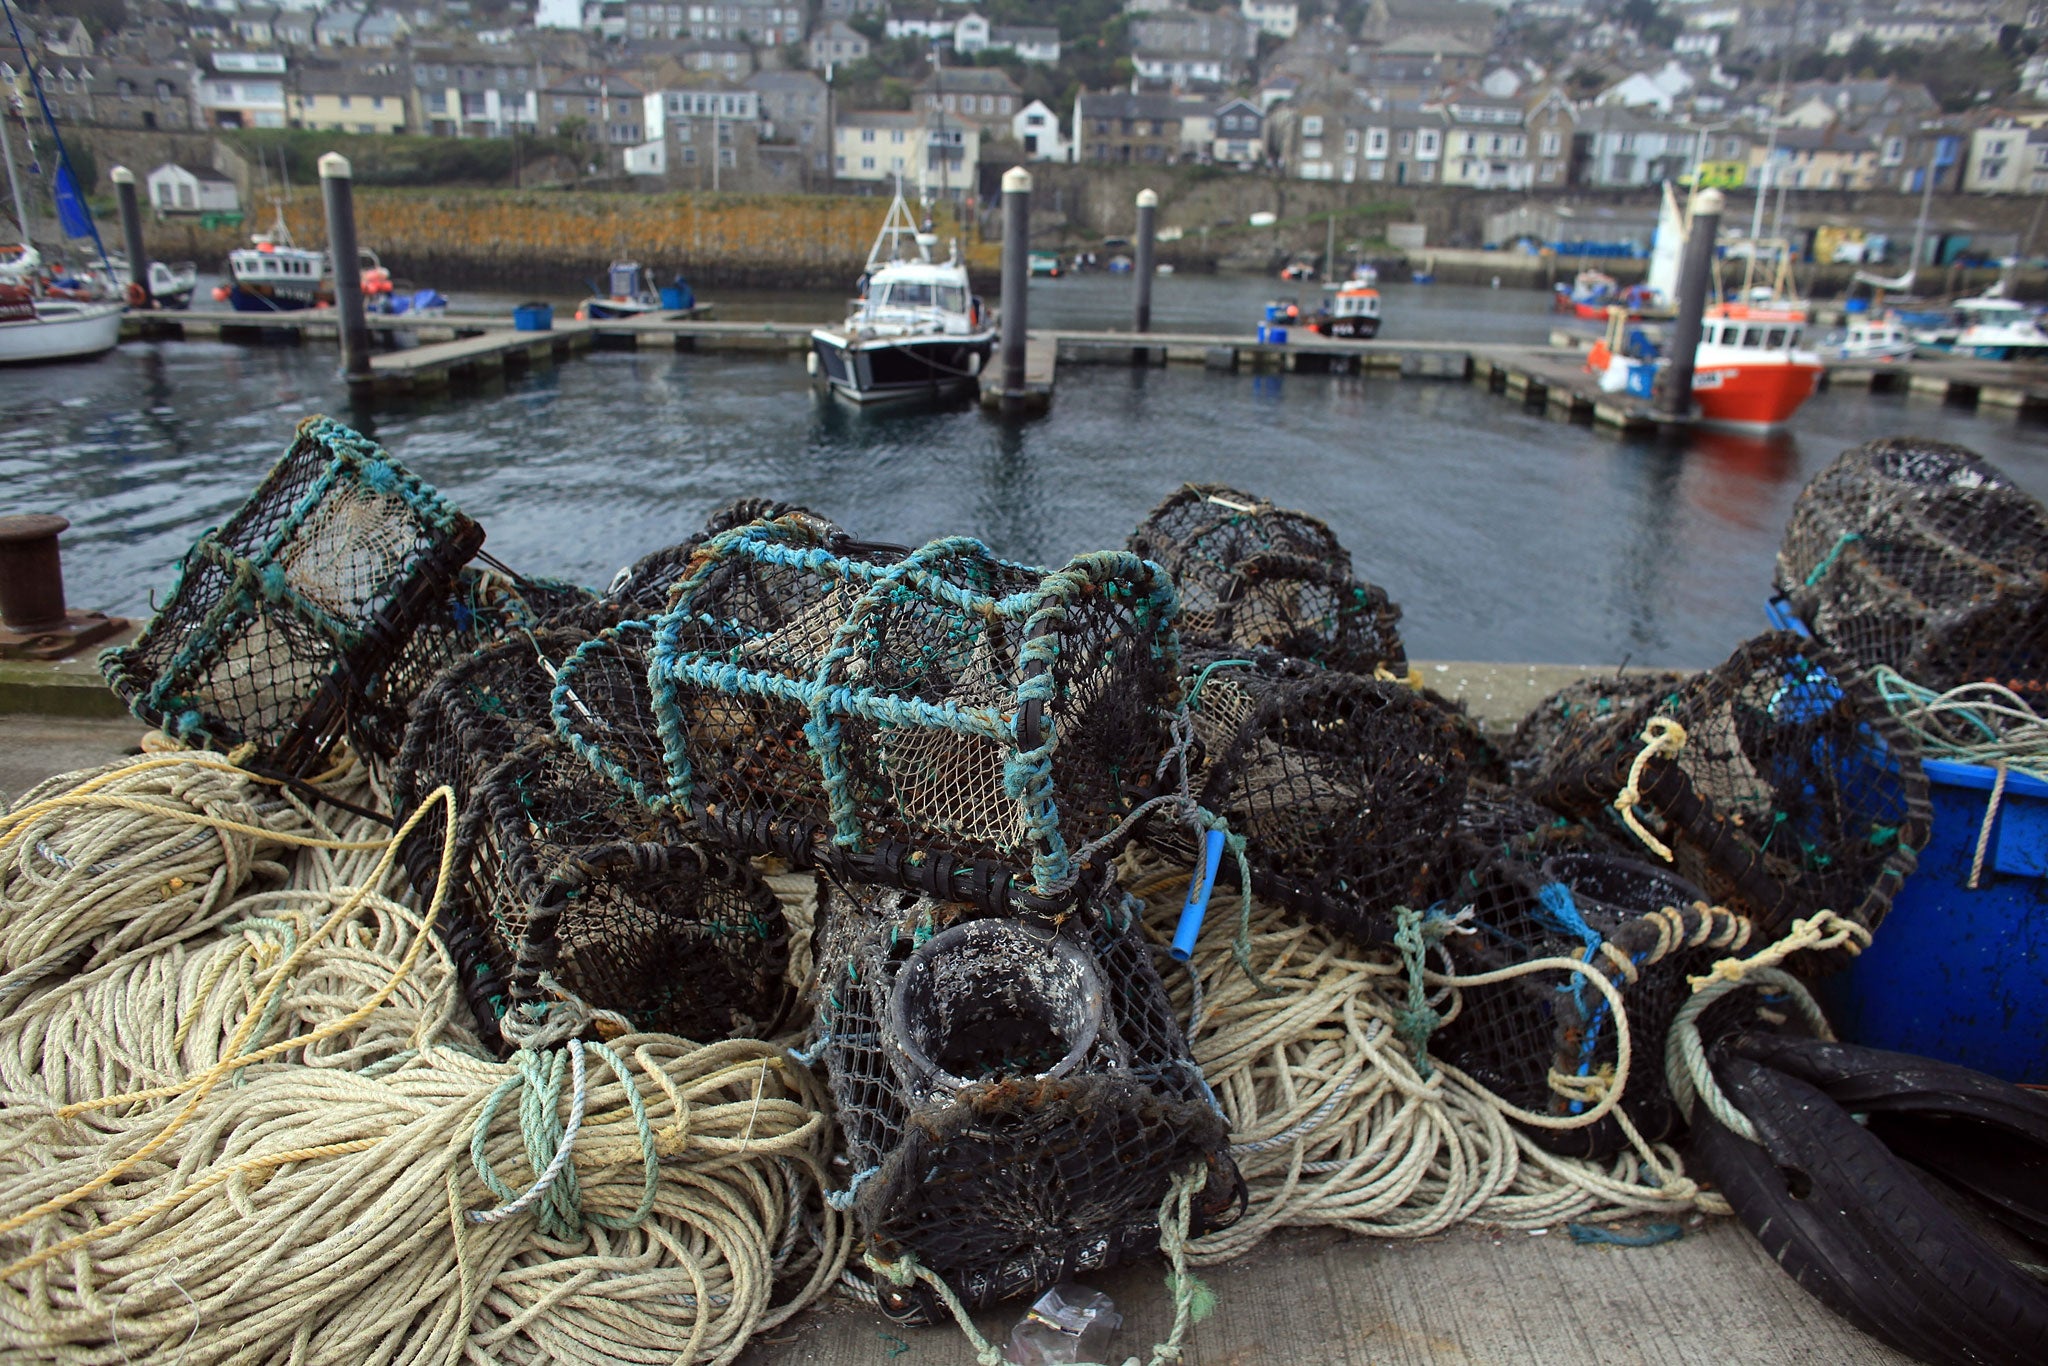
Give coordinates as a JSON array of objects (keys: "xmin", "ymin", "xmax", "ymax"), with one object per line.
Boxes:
[{"xmin": 1613, "ymin": 716, "xmax": 1687, "ymax": 861}]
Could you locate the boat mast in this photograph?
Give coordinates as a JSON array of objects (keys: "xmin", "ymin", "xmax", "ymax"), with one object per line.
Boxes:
[
  {"xmin": 1324, "ymin": 210, "xmax": 1336, "ymax": 280},
  {"xmin": 0, "ymin": 103, "xmax": 30, "ymax": 252}
]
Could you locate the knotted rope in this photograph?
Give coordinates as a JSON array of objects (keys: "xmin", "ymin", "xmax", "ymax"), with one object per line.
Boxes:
[{"xmin": 1613, "ymin": 717, "xmax": 1687, "ymax": 861}]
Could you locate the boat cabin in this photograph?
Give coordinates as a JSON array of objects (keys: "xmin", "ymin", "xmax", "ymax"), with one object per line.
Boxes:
[
  {"xmin": 1701, "ymin": 306, "xmax": 1807, "ymax": 353},
  {"xmin": 1323, "ymin": 284, "xmax": 1380, "ymax": 320},
  {"xmin": 230, "ymin": 238, "xmax": 327, "ymax": 284},
  {"xmin": 855, "ymin": 261, "xmax": 980, "ymax": 336}
]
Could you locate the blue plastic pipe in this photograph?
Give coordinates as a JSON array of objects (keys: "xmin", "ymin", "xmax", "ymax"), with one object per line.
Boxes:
[{"xmin": 1172, "ymin": 829, "xmax": 1228, "ymax": 961}]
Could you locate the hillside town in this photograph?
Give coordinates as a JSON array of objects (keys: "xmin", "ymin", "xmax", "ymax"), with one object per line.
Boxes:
[{"xmin": 2, "ymin": 0, "xmax": 2045, "ymax": 207}]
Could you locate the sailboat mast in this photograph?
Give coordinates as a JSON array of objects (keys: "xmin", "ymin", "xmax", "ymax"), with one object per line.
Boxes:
[
  {"xmin": 1325, "ymin": 210, "xmax": 1336, "ymax": 279},
  {"xmin": 1744, "ymin": 160, "xmax": 1768, "ymax": 299},
  {"xmin": 1908, "ymin": 144, "xmax": 1937, "ymax": 279},
  {"xmin": 0, "ymin": 106, "xmax": 30, "ymax": 251}
]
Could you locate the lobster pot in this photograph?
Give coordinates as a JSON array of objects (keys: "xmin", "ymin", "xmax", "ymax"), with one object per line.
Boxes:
[
  {"xmin": 1777, "ymin": 438, "xmax": 2048, "ymax": 692},
  {"xmin": 553, "ymin": 621, "xmax": 672, "ymax": 810},
  {"xmin": 1128, "ymin": 483, "xmax": 1405, "ymax": 676},
  {"xmin": 351, "ymin": 567, "xmax": 599, "ymax": 765},
  {"xmin": 1521, "ymin": 632, "xmax": 1930, "ymax": 945},
  {"xmin": 1149, "ymin": 653, "xmax": 1469, "ymax": 946},
  {"xmin": 102, "ymin": 416, "xmax": 483, "ymax": 774},
  {"xmin": 1503, "ymin": 670, "xmax": 1688, "ymax": 784},
  {"xmin": 810, "ymin": 882, "xmax": 1239, "ymax": 1317},
  {"xmin": 595, "ymin": 499, "xmax": 846, "ymax": 623},
  {"xmin": 649, "ymin": 517, "xmax": 1183, "ymax": 916},
  {"xmin": 1434, "ymin": 850, "xmax": 1755, "ymax": 1158},
  {"xmin": 396, "ymin": 650, "xmax": 792, "ymax": 1054}
]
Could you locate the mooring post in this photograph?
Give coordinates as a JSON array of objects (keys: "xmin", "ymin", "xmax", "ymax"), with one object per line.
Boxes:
[
  {"xmin": 109, "ymin": 166, "xmax": 151, "ymax": 306},
  {"xmin": 999, "ymin": 165, "xmax": 1030, "ymax": 414},
  {"xmin": 319, "ymin": 152, "xmax": 371, "ymax": 385},
  {"xmin": 1657, "ymin": 186, "xmax": 1724, "ymax": 422},
  {"xmin": 1133, "ymin": 187, "xmax": 1158, "ymax": 346}
]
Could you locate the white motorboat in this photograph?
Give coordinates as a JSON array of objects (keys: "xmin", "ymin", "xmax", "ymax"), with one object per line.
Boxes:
[
  {"xmin": 1909, "ymin": 279, "xmax": 2033, "ymax": 355},
  {"xmin": 0, "ymin": 293, "xmax": 123, "ymax": 363},
  {"xmin": 1955, "ymin": 313, "xmax": 2048, "ymax": 362},
  {"xmin": 222, "ymin": 214, "xmax": 331, "ymax": 313},
  {"xmin": 809, "ymin": 185, "xmax": 993, "ymax": 405},
  {"xmin": 1824, "ymin": 314, "xmax": 1916, "ymax": 363}
]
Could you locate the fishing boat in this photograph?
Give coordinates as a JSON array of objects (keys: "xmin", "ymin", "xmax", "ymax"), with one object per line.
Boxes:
[
  {"xmin": 1411, "ymin": 255, "xmax": 1436, "ymax": 285},
  {"xmin": 1307, "ymin": 277, "xmax": 1381, "ymax": 339},
  {"xmin": 1689, "ymin": 302, "xmax": 1823, "ymax": 430},
  {"xmin": 1028, "ymin": 250, "xmax": 1062, "ymax": 278},
  {"xmin": 576, "ymin": 261, "xmax": 680, "ymax": 320},
  {"xmin": 104, "ymin": 256, "xmax": 198, "ymax": 309},
  {"xmin": 1822, "ymin": 314, "xmax": 1916, "ymax": 363},
  {"xmin": 1555, "ymin": 269, "xmax": 1622, "ymax": 320},
  {"xmin": 1910, "ymin": 281, "xmax": 2040, "ymax": 357},
  {"xmin": 221, "ymin": 208, "xmax": 332, "ymax": 313},
  {"xmin": 1279, "ymin": 260, "xmax": 1316, "ymax": 282},
  {"xmin": 808, "ymin": 184, "xmax": 993, "ymax": 406}
]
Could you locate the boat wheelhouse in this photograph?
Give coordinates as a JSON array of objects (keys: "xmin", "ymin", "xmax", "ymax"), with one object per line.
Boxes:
[{"xmin": 1309, "ymin": 280, "xmax": 1381, "ymax": 339}]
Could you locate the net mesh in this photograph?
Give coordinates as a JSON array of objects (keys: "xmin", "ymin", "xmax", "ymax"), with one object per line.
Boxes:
[
  {"xmin": 631, "ymin": 516, "xmax": 1182, "ymax": 915},
  {"xmin": 597, "ymin": 498, "xmax": 844, "ymax": 622},
  {"xmin": 1128, "ymin": 483, "xmax": 1405, "ymax": 677},
  {"xmin": 392, "ymin": 635, "xmax": 792, "ymax": 1053},
  {"xmin": 1777, "ymin": 437, "xmax": 2048, "ymax": 693},
  {"xmin": 1148, "ymin": 652, "xmax": 1470, "ymax": 947},
  {"xmin": 1519, "ymin": 632, "xmax": 1930, "ymax": 944},
  {"xmin": 102, "ymin": 416, "xmax": 484, "ymax": 775},
  {"xmin": 1432, "ymin": 848, "xmax": 1755, "ymax": 1158},
  {"xmin": 809, "ymin": 880, "xmax": 1239, "ymax": 1317}
]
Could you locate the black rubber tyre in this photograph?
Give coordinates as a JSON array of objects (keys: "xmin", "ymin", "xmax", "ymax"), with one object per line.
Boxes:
[
  {"xmin": 1693, "ymin": 1054, "xmax": 2048, "ymax": 1365},
  {"xmin": 1874, "ymin": 1115, "xmax": 2048, "ymax": 1251},
  {"xmin": 1730, "ymin": 1033, "xmax": 2048, "ymax": 1140}
]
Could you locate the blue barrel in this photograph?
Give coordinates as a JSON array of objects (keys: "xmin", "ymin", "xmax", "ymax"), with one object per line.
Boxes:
[
  {"xmin": 1819, "ymin": 758, "xmax": 2048, "ymax": 1082},
  {"xmin": 1265, "ymin": 325, "xmax": 1287, "ymax": 345},
  {"xmin": 1263, "ymin": 304, "xmax": 1283, "ymax": 323},
  {"xmin": 513, "ymin": 302, "xmax": 553, "ymax": 332},
  {"xmin": 1844, "ymin": 296, "xmax": 1870, "ymax": 314}
]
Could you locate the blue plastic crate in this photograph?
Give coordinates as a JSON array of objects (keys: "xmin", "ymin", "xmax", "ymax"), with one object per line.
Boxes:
[
  {"xmin": 512, "ymin": 302, "xmax": 553, "ymax": 332},
  {"xmin": 1819, "ymin": 757, "xmax": 2048, "ymax": 1082}
]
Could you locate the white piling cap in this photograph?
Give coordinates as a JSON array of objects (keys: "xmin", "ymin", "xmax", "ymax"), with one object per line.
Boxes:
[
  {"xmin": 110, "ymin": 166, "xmax": 135, "ymax": 185},
  {"xmin": 1002, "ymin": 166, "xmax": 1032, "ymax": 194},
  {"xmin": 1694, "ymin": 187, "xmax": 1725, "ymax": 216},
  {"xmin": 1137, "ymin": 188, "xmax": 1158, "ymax": 208},
  {"xmin": 318, "ymin": 152, "xmax": 353, "ymax": 180}
]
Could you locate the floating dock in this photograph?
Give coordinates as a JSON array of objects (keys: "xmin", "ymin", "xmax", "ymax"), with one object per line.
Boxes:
[{"xmin": 116, "ymin": 308, "xmax": 2048, "ymax": 423}]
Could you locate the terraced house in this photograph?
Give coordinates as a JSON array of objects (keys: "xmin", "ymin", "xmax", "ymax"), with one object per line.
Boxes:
[{"xmin": 410, "ymin": 48, "xmax": 541, "ymax": 137}]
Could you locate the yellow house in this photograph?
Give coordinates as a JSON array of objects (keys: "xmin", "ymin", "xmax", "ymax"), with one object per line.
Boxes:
[{"xmin": 290, "ymin": 67, "xmax": 409, "ymax": 134}]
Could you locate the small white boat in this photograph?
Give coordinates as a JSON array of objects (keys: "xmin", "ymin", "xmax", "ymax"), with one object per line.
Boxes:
[
  {"xmin": 222, "ymin": 211, "xmax": 331, "ymax": 313},
  {"xmin": 1910, "ymin": 281, "xmax": 2033, "ymax": 355},
  {"xmin": 0, "ymin": 294, "xmax": 123, "ymax": 363},
  {"xmin": 104, "ymin": 254, "xmax": 198, "ymax": 309},
  {"xmin": 809, "ymin": 184, "xmax": 993, "ymax": 405},
  {"xmin": 1824, "ymin": 315, "xmax": 1916, "ymax": 364},
  {"xmin": 1955, "ymin": 314, "xmax": 2048, "ymax": 362}
]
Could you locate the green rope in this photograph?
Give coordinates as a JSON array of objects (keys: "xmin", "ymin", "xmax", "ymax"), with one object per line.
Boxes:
[
  {"xmin": 1872, "ymin": 665, "xmax": 2048, "ymax": 782},
  {"xmin": 1802, "ymin": 531, "xmax": 1862, "ymax": 587}
]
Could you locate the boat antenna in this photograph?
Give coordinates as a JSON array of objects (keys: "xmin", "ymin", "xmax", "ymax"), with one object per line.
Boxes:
[{"xmin": 0, "ymin": 0, "xmax": 110, "ymax": 272}]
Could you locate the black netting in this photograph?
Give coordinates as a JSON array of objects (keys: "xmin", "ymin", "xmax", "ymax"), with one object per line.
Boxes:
[
  {"xmin": 1128, "ymin": 483, "xmax": 1405, "ymax": 676},
  {"xmin": 1503, "ymin": 671, "xmax": 1689, "ymax": 784},
  {"xmin": 1777, "ymin": 437, "xmax": 2048, "ymax": 692},
  {"xmin": 641, "ymin": 516, "xmax": 1182, "ymax": 916},
  {"xmin": 1433, "ymin": 849, "xmax": 1756, "ymax": 1158},
  {"xmin": 102, "ymin": 416, "xmax": 484, "ymax": 775},
  {"xmin": 1519, "ymin": 632, "xmax": 1930, "ymax": 944},
  {"xmin": 597, "ymin": 498, "xmax": 845, "ymax": 621},
  {"xmin": 810, "ymin": 880, "xmax": 1239, "ymax": 1316},
  {"xmin": 1146, "ymin": 652, "xmax": 1469, "ymax": 947},
  {"xmin": 393, "ymin": 637, "xmax": 791, "ymax": 1054}
]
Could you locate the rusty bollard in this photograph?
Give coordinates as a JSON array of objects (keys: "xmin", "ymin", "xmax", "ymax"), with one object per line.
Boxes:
[{"xmin": 0, "ymin": 515, "xmax": 129, "ymax": 660}]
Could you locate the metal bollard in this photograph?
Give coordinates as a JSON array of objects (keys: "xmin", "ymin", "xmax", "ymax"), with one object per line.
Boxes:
[
  {"xmin": 0, "ymin": 515, "xmax": 128, "ymax": 660},
  {"xmin": 999, "ymin": 166, "xmax": 1031, "ymax": 413},
  {"xmin": 1657, "ymin": 187, "xmax": 1724, "ymax": 420},
  {"xmin": 110, "ymin": 166, "xmax": 151, "ymax": 306},
  {"xmin": 320, "ymin": 153, "xmax": 372, "ymax": 384}
]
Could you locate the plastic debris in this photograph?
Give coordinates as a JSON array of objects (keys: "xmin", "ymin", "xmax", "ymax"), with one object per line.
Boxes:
[
  {"xmin": 1004, "ymin": 1283, "xmax": 1123, "ymax": 1365},
  {"xmin": 1567, "ymin": 1222, "xmax": 1684, "ymax": 1248}
]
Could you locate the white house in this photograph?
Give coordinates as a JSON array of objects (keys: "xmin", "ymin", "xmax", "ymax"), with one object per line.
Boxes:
[
  {"xmin": 1594, "ymin": 60, "xmax": 1695, "ymax": 114},
  {"xmin": 534, "ymin": 0, "xmax": 584, "ymax": 28},
  {"xmin": 886, "ymin": 15, "xmax": 956, "ymax": 40},
  {"xmin": 989, "ymin": 25, "xmax": 1060, "ymax": 62},
  {"xmin": 1240, "ymin": 0, "xmax": 1298, "ymax": 38},
  {"xmin": 1012, "ymin": 99, "xmax": 1068, "ymax": 160},
  {"xmin": 952, "ymin": 13, "xmax": 991, "ymax": 51},
  {"xmin": 194, "ymin": 52, "xmax": 288, "ymax": 129},
  {"xmin": 146, "ymin": 162, "xmax": 240, "ymax": 214}
]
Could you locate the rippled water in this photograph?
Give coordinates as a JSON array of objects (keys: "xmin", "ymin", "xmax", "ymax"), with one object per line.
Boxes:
[{"xmin": 4, "ymin": 278, "xmax": 2043, "ymax": 669}]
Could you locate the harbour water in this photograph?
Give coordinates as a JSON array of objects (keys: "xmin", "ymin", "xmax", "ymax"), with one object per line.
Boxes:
[{"xmin": 5, "ymin": 278, "xmax": 2042, "ymax": 669}]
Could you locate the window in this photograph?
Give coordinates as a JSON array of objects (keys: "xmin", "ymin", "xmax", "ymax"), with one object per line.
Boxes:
[
  {"xmin": 1987, "ymin": 139, "xmax": 2009, "ymax": 157},
  {"xmin": 372, "ymin": 96, "xmax": 384, "ymax": 110},
  {"xmin": 1982, "ymin": 159, "xmax": 2007, "ymax": 180},
  {"xmin": 1368, "ymin": 128, "xmax": 1387, "ymax": 156},
  {"xmin": 1742, "ymin": 326, "xmax": 1763, "ymax": 347},
  {"xmin": 1368, "ymin": 161, "xmax": 1385, "ymax": 181},
  {"xmin": 339, "ymin": 95, "xmax": 351, "ymax": 109},
  {"xmin": 1419, "ymin": 131, "xmax": 1438, "ymax": 155},
  {"xmin": 892, "ymin": 129, "xmax": 904, "ymax": 143},
  {"xmin": 1302, "ymin": 115, "xmax": 1322, "ymax": 136},
  {"xmin": 1302, "ymin": 139, "xmax": 1321, "ymax": 159},
  {"xmin": 720, "ymin": 147, "xmax": 735, "ymax": 166},
  {"xmin": 1344, "ymin": 129, "xmax": 1357, "ymax": 153},
  {"xmin": 861, "ymin": 128, "xmax": 874, "ymax": 142},
  {"xmin": 684, "ymin": 147, "xmax": 698, "ymax": 163},
  {"xmin": 1398, "ymin": 131, "xmax": 1412, "ymax": 152},
  {"xmin": 1765, "ymin": 327, "xmax": 1787, "ymax": 348}
]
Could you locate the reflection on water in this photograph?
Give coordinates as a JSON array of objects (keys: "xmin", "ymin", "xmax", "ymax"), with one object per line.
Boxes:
[{"xmin": 4, "ymin": 325, "xmax": 2043, "ymax": 669}]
